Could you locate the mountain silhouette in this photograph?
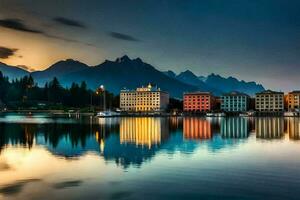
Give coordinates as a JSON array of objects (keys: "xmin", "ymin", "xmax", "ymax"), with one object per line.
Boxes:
[
  {"xmin": 164, "ymin": 70, "xmax": 264, "ymax": 96},
  {"xmin": 31, "ymin": 59, "xmax": 89, "ymax": 85},
  {"xmin": 0, "ymin": 56, "xmax": 265, "ymax": 97},
  {"xmin": 59, "ymin": 55, "xmax": 199, "ymax": 97},
  {"xmin": 0, "ymin": 62, "xmax": 29, "ymax": 79},
  {"xmin": 205, "ymin": 73, "xmax": 264, "ymax": 96}
]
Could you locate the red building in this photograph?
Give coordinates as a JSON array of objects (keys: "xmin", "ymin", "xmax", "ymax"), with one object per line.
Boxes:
[{"xmin": 183, "ymin": 92, "xmax": 215, "ymax": 112}]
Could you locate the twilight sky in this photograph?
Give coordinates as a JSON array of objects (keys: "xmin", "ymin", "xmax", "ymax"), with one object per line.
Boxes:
[{"xmin": 0, "ymin": 0, "xmax": 299, "ymax": 91}]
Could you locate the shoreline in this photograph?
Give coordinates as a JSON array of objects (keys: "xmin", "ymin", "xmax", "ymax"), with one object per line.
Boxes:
[{"xmin": 1, "ymin": 110, "xmax": 300, "ymax": 118}]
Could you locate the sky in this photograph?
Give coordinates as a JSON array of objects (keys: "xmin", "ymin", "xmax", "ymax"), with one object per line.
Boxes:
[{"xmin": 0, "ymin": 0, "xmax": 299, "ymax": 91}]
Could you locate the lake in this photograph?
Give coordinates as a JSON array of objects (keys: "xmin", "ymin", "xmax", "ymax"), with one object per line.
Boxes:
[{"xmin": 0, "ymin": 114, "xmax": 300, "ymax": 200}]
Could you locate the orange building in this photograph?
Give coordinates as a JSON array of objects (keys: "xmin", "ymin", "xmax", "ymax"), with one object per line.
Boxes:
[
  {"xmin": 183, "ymin": 92, "xmax": 215, "ymax": 112},
  {"xmin": 287, "ymin": 91, "xmax": 300, "ymax": 111}
]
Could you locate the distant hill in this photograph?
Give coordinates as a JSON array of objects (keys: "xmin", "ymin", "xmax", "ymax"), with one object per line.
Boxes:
[
  {"xmin": 164, "ymin": 70, "xmax": 264, "ymax": 96},
  {"xmin": 204, "ymin": 73, "xmax": 265, "ymax": 96},
  {"xmin": 1, "ymin": 56, "xmax": 265, "ymax": 97},
  {"xmin": 0, "ymin": 62, "xmax": 29, "ymax": 79},
  {"xmin": 31, "ymin": 59, "xmax": 90, "ymax": 85},
  {"xmin": 60, "ymin": 55, "xmax": 199, "ymax": 97}
]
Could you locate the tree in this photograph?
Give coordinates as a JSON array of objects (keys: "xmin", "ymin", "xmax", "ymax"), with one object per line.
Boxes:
[{"xmin": 48, "ymin": 77, "xmax": 63, "ymax": 103}]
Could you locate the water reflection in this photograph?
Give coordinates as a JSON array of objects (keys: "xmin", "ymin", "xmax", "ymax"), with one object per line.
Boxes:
[
  {"xmin": 221, "ymin": 118, "xmax": 249, "ymax": 138},
  {"xmin": 1, "ymin": 115, "xmax": 300, "ymax": 199},
  {"xmin": 183, "ymin": 118, "xmax": 212, "ymax": 140},
  {"xmin": 120, "ymin": 117, "xmax": 169, "ymax": 148},
  {"xmin": 255, "ymin": 118, "xmax": 284, "ymax": 139},
  {"xmin": 286, "ymin": 117, "xmax": 300, "ymax": 140},
  {"xmin": 1, "ymin": 116, "xmax": 300, "ymax": 165}
]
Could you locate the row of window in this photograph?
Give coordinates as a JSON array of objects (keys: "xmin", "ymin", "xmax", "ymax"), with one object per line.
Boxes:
[
  {"xmin": 221, "ymin": 97, "xmax": 247, "ymax": 99},
  {"xmin": 184, "ymin": 102, "xmax": 209, "ymax": 105},
  {"xmin": 256, "ymin": 105, "xmax": 283, "ymax": 108},
  {"xmin": 121, "ymin": 104, "xmax": 160, "ymax": 106}
]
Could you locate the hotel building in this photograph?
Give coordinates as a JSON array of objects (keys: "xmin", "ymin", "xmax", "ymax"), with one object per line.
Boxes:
[
  {"xmin": 120, "ymin": 84, "xmax": 169, "ymax": 112},
  {"xmin": 255, "ymin": 90, "xmax": 284, "ymax": 112},
  {"xmin": 183, "ymin": 92, "xmax": 215, "ymax": 112},
  {"xmin": 220, "ymin": 92, "xmax": 250, "ymax": 112},
  {"xmin": 287, "ymin": 91, "xmax": 300, "ymax": 112}
]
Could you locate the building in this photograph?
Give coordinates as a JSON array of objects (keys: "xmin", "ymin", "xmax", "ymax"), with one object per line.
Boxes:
[
  {"xmin": 120, "ymin": 84, "xmax": 169, "ymax": 112},
  {"xmin": 183, "ymin": 92, "xmax": 215, "ymax": 112},
  {"xmin": 255, "ymin": 90, "xmax": 284, "ymax": 112},
  {"xmin": 287, "ymin": 91, "xmax": 300, "ymax": 112},
  {"xmin": 220, "ymin": 92, "xmax": 250, "ymax": 112}
]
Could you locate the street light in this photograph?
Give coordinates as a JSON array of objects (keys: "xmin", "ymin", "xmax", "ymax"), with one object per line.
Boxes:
[{"xmin": 96, "ymin": 85, "xmax": 106, "ymax": 111}]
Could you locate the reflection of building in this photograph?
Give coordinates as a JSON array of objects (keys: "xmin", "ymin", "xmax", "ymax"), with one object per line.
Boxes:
[
  {"xmin": 255, "ymin": 90, "xmax": 284, "ymax": 112},
  {"xmin": 287, "ymin": 91, "xmax": 300, "ymax": 112},
  {"xmin": 286, "ymin": 117, "xmax": 300, "ymax": 140},
  {"xmin": 120, "ymin": 117, "xmax": 168, "ymax": 148},
  {"xmin": 221, "ymin": 118, "xmax": 249, "ymax": 138},
  {"xmin": 255, "ymin": 118, "xmax": 284, "ymax": 139},
  {"xmin": 221, "ymin": 92, "xmax": 250, "ymax": 112},
  {"xmin": 183, "ymin": 92, "xmax": 215, "ymax": 112},
  {"xmin": 183, "ymin": 118, "xmax": 212, "ymax": 139},
  {"xmin": 120, "ymin": 84, "xmax": 169, "ymax": 112}
]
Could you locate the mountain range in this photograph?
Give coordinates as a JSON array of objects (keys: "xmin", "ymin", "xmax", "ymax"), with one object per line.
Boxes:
[
  {"xmin": 0, "ymin": 62, "xmax": 29, "ymax": 79},
  {"xmin": 0, "ymin": 55, "xmax": 265, "ymax": 98}
]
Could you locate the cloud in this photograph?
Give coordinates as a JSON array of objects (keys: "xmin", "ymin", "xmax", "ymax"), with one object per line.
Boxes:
[
  {"xmin": 0, "ymin": 19, "xmax": 42, "ymax": 33},
  {"xmin": 53, "ymin": 17, "xmax": 86, "ymax": 28},
  {"xmin": 0, "ymin": 18, "xmax": 93, "ymax": 46},
  {"xmin": 0, "ymin": 46, "xmax": 18, "ymax": 59},
  {"xmin": 109, "ymin": 32, "xmax": 140, "ymax": 42},
  {"xmin": 52, "ymin": 180, "xmax": 83, "ymax": 189}
]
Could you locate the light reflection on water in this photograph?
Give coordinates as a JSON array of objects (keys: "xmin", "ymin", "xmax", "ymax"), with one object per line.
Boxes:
[{"xmin": 0, "ymin": 115, "xmax": 300, "ymax": 200}]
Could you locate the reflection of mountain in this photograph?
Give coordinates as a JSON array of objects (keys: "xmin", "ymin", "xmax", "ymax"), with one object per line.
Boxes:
[
  {"xmin": 286, "ymin": 118, "xmax": 300, "ymax": 140},
  {"xmin": 255, "ymin": 118, "xmax": 284, "ymax": 139},
  {"xmin": 101, "ymin": 134, "xmax": 160, "ymax": 168},
  {"xmin": 101, "ymin": 117, "xmax": 169, "ymax": 168},
  {"xmin": 120, "ymin": 117, "xmax": 169, "ymax": 148},
  {"xmin": 183, "ymin": 118, "xmax": 212, "ymax": 140},
  {"xmin": 3, "ymin": 116, "xmax": 291, "ymax": 168},
  {"xmin": 221, "ymin": 118, "xmax": 249, "ymax": 138},
  {"xmin": 0, "ymin": 124, "xmax": 35, "ymax": 152}
]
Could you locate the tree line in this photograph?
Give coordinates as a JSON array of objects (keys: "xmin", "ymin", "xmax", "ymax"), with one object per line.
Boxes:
[{"xmin": 0, "ymin": 71, "xmax": 119, "ymax": 110}]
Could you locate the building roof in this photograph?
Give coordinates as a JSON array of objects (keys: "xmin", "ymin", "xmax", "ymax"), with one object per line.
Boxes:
[
  {"xmin": 120, "ymin": 84, "xmax": 168, "ymax": 94},
  {"xmin": 221, "ymin": 91, "xmax": 249, "ymax": 97},
  {"xmin": 256, "ymin": 90, "xmax": 284, "ymax": 95},
  {"xmin": 184, "ymin": 91, "xmax": 212, "ymax": 95},
  {"xmin": 289, "ymin": 90, "xmax": 300, "ymax": 94}
]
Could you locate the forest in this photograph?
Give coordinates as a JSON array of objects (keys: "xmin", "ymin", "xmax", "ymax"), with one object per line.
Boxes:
[{"xmin": 0, "ymin": 71, "xmax": 119, "ymax": 110}]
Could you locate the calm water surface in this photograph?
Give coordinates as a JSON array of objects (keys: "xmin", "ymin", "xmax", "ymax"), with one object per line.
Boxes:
[{"xmin": 0, "ymin": 114, "xmax": 300, "ymax": 200}]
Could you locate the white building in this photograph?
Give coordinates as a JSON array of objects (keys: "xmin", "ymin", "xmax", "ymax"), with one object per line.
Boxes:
[
  {"xmin": 255, "ymin": 90, "xmax": 284, "ymax": 112},
  {"xmin": 120, "ymin": 84, "xmax": 169, "ymax": 112}
]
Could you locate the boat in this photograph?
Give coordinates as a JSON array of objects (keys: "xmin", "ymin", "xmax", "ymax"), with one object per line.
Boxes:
[
  {"xmin": 206, "ymin": 112, "xmax": 226, "ymax": 117},
  {"xmin": 96, "ymin": 111, "xmax": 120, "ymax": 117},
  {"xmin": 239, "ymin": 111, "xmax": 255, "ymax": 117},
  {"xmin": 284, "ymin": 112, "xmax": 297, "ymax": 117}
]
